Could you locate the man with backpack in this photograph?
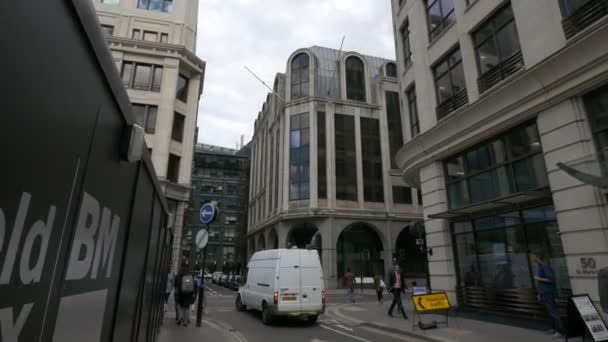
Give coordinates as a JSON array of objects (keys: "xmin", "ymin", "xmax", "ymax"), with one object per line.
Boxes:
[{"xmin": 175, "ymin": 265, "xmax": 197, "ymax": 327}]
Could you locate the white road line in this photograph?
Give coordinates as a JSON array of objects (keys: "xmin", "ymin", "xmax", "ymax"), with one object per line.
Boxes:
[
  {"xmin": 335, "ymin": 324, "xmax": 354, "ymax": 331},
  {"xmin": 320, "ymin": 324, "xmax": 373, "ymax": 342}
]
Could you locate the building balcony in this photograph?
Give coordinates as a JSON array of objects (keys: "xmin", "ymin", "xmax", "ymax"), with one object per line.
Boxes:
[
  {"xmin": 477, "ymin": 51, "xmax": 524, "ymax": 94},
  {"xmin": 562, "ymin": 0, "xmax": 608, "ymax": 39},
  {"xmin": 436, "ymin": 88, "xmax": 468, "ymax": 120}
]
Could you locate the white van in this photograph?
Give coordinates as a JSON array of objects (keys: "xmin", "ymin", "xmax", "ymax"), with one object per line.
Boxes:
[{"xmin": 236, "ymin": 248, "xmax": 325, "ymax": 324}]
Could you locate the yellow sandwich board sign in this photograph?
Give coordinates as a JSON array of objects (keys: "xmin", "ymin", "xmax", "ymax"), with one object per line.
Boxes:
[{"xmin": 412, "ymin": 292, "xmax": 450, "ymax": 312}]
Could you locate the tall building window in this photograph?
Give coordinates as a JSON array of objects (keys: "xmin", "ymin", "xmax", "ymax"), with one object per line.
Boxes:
[
  {"xmin": 583, "ymin": 84, "xmax": 608, "ymax": 150},
  {"xmin": 291, "ymin": 53, "xmax": 310, "ymax": 99},
  {"xmin": 393, "ymin": 186, "xmax": 413, "ymax": 204},
  {"xmin": 137, "ymin": 0, "xmax": 174, "ymax": 13},
  {"xmin": 427, "ymin": 0, "xmax": 456, "ymax": 41},
  {"xmin": 131, "ymin": 104, "xmax": 158, "ymax": 133},
  {"xmin": 143, "ymin": 31, "xmax": 158, "ymax": 42},
  {"xmin": 444, "ymin": 121, "xmax": 547, "ymax": 209},
  {"xmin": 407, "ymin": 85, "xmax": 420, "ymax": 138},
  {"xmin": 401, "ymin": 22, "xmax": 412, "ymax": 68},
  {"xmin": 132, "ymin": 29, "xmax": 141, "ymax": 40},
  {"xmin": 361, "ymin": 118, "xmax": 384, "ymax": 202},
  {"xmin": 386, "ymin": 91, "xmax": 404, "ymax": 169},
  {"xmin": 561, "ymin": 0, "xmax": 608, "ymax": 38},
  {"xmin": 346, "ymin": 56, "xmax": 366, "ymax": 102},
  {"xmin": 171, "ymin": 112, "xmax": 185, "ymax": 142},
  {"xmin": 386, "ymin": 63, "xmax": 398, "ymax": 77},
  {"xmin": 121, "ymin": 62, "xmax": 163, "ymax": 92},
  {"xmin": 167, "ymin": 154, "xmax": 181, "ymax": 183},
  {"xmin": 160, "ymin": 33, "xmax": 169, "ymax": 43},
  {"xmin": 176, "ymin": 74, "xmax": 189, "ymax": 102},
  {"xmin": 289, "ymin": 113, "xmax": 310, "ymax": 200},
  {"xmin": 474, "ymin": 5, "xmax": 523, "ymax": 93},
  {"xmin": 318, "ymin": 112, "xmax": 327, "ymax": 199},
  {"xmin": 335, "ymin": 114, "xmax": 358, "ymax": 200},
  {"xmin": 101, "ymin": 25, "xmax": 114, "ymax": 36},
  {"xmin": 434, "ymin": 47, "xmax": 467, "ymax": 120}
]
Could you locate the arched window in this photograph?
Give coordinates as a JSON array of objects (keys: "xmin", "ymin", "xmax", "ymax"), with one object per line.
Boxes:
[
  {"xmin": 291, "ymin": 53, "xmax": 310, "ymax": 99},
  {"xmin": 386, "ymin": 62, "xmax": 397, "ymax": 77},
  {"xmin": 346, "ymin": 56, "xmax": 366, "ymax": 101}
]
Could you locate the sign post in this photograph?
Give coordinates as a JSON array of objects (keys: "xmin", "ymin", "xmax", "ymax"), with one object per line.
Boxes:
[
  {"xmin": 196, "ymin": 203, "xmax": 217, "ymax": 328},
  {"xmin": 411, "ymin": 292, "xmax": 450, "ymax": 330},
  {"xmin": 567, "ymin": 294, "xmax": 608, "ymax": 341}
]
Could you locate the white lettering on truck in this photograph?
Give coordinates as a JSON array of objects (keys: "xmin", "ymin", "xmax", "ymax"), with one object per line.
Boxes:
[{"xmin": 65, "ymin": 192, "xmax": 120, "ymax": 280}]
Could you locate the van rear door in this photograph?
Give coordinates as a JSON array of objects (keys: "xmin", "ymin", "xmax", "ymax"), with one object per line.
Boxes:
[
  {"xmin": 278, "ymin": 251, "xmax": 301, "ymax": 312},
  {"xmin": 300, "ymin": 250, "xmax": 323, "ymax": 313}
]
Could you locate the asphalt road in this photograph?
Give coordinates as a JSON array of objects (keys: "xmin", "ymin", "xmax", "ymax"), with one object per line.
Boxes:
[{"xmin": 203, "ymin": 281, "xmax": 419, "ymax": 342}]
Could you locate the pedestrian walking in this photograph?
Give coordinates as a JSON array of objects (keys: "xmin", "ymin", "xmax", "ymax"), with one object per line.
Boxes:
[
  {"xmin": 387, "ymin": 264, "xmax": 408, "ymax": 319},
  {"xmin": 175, "ymin": 265, "xmax": 197, "ymax": 327},
  {"xmin": 344, "ymin": 268, "xmax": 356, "ymax": 304},
  {"xmin": 373, "ymin": 275, "xmax": 385, "ymax": 304},
  {"xmin": 532, "ymin": 251, "xmax": 564, "ymax": 339}
]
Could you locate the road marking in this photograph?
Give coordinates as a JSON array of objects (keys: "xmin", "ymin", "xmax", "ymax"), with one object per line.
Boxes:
[
  {"xmin": 320, "ymin": 324, "xmax": 372, "ymax": 342},
  {"xmin": 335, "ymin": 324, "xmax": 353, "ymax": 331}
]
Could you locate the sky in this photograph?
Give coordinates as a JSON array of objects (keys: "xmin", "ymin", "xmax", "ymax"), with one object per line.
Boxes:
[{"xmin": 195, "ymin": 0, "xmax": 396, "ymax": 149}]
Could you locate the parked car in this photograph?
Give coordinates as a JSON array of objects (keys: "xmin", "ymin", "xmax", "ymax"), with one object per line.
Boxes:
[
  {"xmin": 236, "ymin": 248, "xmax": 325, "ymax": 325},
  {"xmin": 220, "ymin": 274, "xmax": 228, "ymax": 286},
  {"xmin": 212, "ymin": 272, "xmax": 223, "ymax": 284},
  {"xmin": 231, "ymin": 275, "xmax": 241, "ymax": 290},
  {"xmin": 204, "ymin": 272, "xmax": 212, "ymax": 281}
]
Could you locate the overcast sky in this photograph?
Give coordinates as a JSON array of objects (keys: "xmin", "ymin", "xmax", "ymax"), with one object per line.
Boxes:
[{"xmin": 195, "ymin": 0, "xmax": 396, "ymax": 149}]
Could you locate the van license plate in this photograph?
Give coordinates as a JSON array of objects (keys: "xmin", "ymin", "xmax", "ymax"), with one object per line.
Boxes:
[{"xmin": 282, "ymin": 296, "xmax": 297, "ymax": 301}]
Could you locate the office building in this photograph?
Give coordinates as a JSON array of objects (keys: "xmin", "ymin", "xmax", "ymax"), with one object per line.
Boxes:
[
  {"xmin": 185, "ymin": 144, "xmax": 251, "ymax": 273},
  {"xmin": 93, "ymin": 0, "xmax": 206, "ymax": 271},
  {"xmin": 391, "ymin": 0, "xmax": 608, "ymax": 316},
  {"xmin": 248, "ymin": 46, "xmax": 427, "ymax": 289}
]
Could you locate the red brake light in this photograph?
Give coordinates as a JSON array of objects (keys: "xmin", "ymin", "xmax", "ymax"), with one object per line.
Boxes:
[
  {"xmin": 322, "ymin": 290, "xmax": 326, "ymax": 304},
  {"xmin": 274, "ymin": 291, "xmax": 279, "ymax": 305}
]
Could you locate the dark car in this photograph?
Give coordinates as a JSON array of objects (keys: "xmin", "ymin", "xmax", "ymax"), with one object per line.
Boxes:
[
  {"xmin": 219, "ymin": 274, "xmax": 228, "ymax": 286},
  {"xmin": 231, "ymin": 275, "xmax": 241, "ymax": 290},
  {"xmin": 226, "ymin": 274, "xmax": 234, "ymax": 288}
]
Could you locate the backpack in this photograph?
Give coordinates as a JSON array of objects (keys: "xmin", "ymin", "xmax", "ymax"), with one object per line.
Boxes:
[{"xmin": 180, "ymin": 274, "xmax": 194, "ymax": 294}]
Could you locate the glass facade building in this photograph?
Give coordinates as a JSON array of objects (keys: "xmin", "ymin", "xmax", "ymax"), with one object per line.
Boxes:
[{"xmin": 185, "ymin": 144, "xmax": 250, "ymax": 273}]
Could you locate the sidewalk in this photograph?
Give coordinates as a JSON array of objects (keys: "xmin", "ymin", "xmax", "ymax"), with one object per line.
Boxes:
[{"xmin": 328, "ymin": 298, "xmax": 579, "ymax": 342}]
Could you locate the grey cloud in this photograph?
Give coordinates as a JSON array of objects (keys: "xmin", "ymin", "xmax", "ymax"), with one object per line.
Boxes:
[{"xmin": 196, "ymin": 0, "xmax": 395, "ymax": 148}]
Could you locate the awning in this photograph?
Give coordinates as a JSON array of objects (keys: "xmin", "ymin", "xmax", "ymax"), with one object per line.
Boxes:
[
  {"xmin": 429, "ymin": 188, "xmax": 552, "ymax": 220},
  {"xmin": 557, "ymin": 150, "xmax": 608, "ymax": 188}
]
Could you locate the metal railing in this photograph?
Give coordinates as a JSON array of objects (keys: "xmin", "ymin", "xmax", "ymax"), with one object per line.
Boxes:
[
  {"xmin": 563, "ymin": 0, "xmax": 608, "ymax": 38},
  {"xmin": 436, "ymin": 88, "xmax": 469, "ymax": 120},
  {"xmin": 477, "ymin": 51, "xmax": 524, "ymax": 94}
]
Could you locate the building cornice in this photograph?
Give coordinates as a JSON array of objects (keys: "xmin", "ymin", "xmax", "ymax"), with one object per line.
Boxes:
[
  {"xmin": 247, "ymin": 208, "xmax": 423, "ymax": 236},
  {"xmin": 107, "ymin": 36, "xmax": 206, "ymax": 73},
  {"xmin": 396, "ymin": 22, "xmax": 608, "ymax": 187}
]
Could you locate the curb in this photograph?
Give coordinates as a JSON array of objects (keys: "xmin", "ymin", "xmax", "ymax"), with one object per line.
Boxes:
[{"xmin": 330, "ymin": 305, "xmax": 453, "ymax": 342}]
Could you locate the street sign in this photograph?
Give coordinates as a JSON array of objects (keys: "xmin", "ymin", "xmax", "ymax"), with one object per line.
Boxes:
[
  {"xmin": 412, "ymin": 292, "xmax": 450, "ymax": 312},
  {"xmin": 199, "ymin": 203, "xmax": 217, "ymax": 224},
  {"xmin": 195, "ymin": 229, "xmax": 209, "ymax": 250},
  {"xmin": 568, "ymin": 294, "xmax": 608, "ymax": 341},
  {"xmin": 412, "ymin": 286, "xmax": 428, "ymax": 295}
]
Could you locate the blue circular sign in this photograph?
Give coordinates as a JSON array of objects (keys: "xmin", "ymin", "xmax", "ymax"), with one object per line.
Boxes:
[{"xmin": 200, "ymin": 203, "xmax": 217, "ymax": 224}]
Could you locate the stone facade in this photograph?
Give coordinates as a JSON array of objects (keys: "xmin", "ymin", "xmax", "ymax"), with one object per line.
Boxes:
[
  {"xmin": 247, "ymin": 46, "xmax": 426, "ymax": 289},
  {"xmin": 392, "ymin": 0, "xmax": 608, "ymax": 313},
  {"xmin": 93, "ymin": 0, "xmax": 206, "ymax": 272}
]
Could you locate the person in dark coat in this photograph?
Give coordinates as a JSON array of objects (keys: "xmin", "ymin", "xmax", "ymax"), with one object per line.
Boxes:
[
  {"xmin": 174, "ymin": 266, "xmax": 197, "ymax": 327},
  {"xmin": 387, "ymin": 264, "xmax": 408, "ymax": 319}
]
